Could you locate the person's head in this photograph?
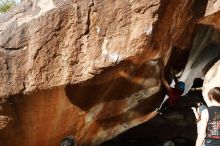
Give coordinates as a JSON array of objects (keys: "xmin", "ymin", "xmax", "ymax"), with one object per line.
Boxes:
[
  {"xmin": 163, "ymin": 140, "xmax": 175, "ymax": 146},
  {"xmin": 208, "ymin": 87, "xmax": 220, "ymax": 103},
  {"xmin": 60, "ymin": 136, "xmax": 76, "ymax": 146},
  {"xmin": 175, "ymin": 81, "xmax": 185, "ymax": 93}
]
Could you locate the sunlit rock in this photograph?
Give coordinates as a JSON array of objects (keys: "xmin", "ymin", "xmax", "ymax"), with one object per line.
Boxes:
[
  {"xmin": 205, "ymin": 0, "xmax": 220, "ymax": 16},
  {"xmin": 203, "ymin": 60, "xmax": 220, "ymax": 106},
  {"xmin": 179, "ymin": 26, "xmax": 220, "ymax": 95}
]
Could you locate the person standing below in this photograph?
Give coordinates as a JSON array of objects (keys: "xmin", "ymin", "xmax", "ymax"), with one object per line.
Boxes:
[
  {"xmin": 194, "ymin": 87, "xmax": 220, "ymax": 146},
  {"xmin": 60, "ymin": 136, "xmax": 76, "ymax": 146},
  {"xmin": 192, "ymin": 102, "xmax": 207, "ymax": 146}
]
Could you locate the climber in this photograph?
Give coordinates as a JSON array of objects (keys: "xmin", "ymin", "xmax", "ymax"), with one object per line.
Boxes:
[
  {"xmin": 158, "ymin": 60, "xmax": 185, "ymax": 113},
  {"xmin": 60, "ymin": 136, "xmax": 76, "ymax": 146}
]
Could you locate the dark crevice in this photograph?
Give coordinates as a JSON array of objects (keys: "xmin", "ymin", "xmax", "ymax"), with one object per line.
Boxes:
[
  {"xmin": 84, "ymin": 0, "xmax": 94, "ymax": 35},
  {"xmin": 134, "ymin": 3, "xmax": 159, "ymax": 14},
  {"xmin": 4, "ymin": 47, "xmax": 22, "ymax": 51},
  {"xmin": 5, "ymin": 54, "xmax": 12, "ymax": 83},
  {"xmin": 5, "ymin": 59, "xmax": 9, "ymax": 71},
  {"xmin": 33, "ymin": 46, "xmax": 42, "ymax": 60},
  {"xmin": 20, "ymin": 83, "xmax": 26, "ymax": 93}
]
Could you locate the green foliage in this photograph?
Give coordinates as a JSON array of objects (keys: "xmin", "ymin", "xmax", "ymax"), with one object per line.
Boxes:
[{"xmin": 0, "ymin": 0, "xmax": 16, "ymax": 13}]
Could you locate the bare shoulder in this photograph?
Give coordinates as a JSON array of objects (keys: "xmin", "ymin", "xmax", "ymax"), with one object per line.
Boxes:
[{"xmin": 201, "ymin": 109, "xmax": 209, "ymax": 121}]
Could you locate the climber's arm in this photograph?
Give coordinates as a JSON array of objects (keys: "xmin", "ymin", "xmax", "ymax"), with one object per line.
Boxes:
[
  {"xmin": 161, "ymin": 69, "xmax": 171, "ymax": 92},
  {"xmin": 158, "ymin": 59, "xmax": 171, "ymax": 92},
  {"xmin": 171, "ymin": 68, "xmax": 178, "ymax": 84}
]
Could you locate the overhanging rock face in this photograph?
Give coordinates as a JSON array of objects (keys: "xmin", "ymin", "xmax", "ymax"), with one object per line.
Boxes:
[
  {"xmin": 200, "ymin": 6, "xmax": 220, "ymax": 106},
  {"xmin": 0, "ymin": 0, "xmax": 213, "ymax": 146}
]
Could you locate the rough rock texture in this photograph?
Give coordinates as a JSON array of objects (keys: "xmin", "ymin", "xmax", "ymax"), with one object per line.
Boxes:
[
  {"xmin": 0, "ymin": 0, "xmax": 161, "ymax": 97},
  {"xmin": 0, "ymin": 0, "xmax": 215, "ymax": 146},
  {"xmin": 0, "ymin": 0, "xmax": 207, "ymax": 97}
]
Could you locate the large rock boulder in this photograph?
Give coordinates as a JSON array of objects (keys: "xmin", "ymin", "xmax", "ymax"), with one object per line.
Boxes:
[{"xmin": 0, "ymin": 0, "xmax": 212, "ymax": 146}]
